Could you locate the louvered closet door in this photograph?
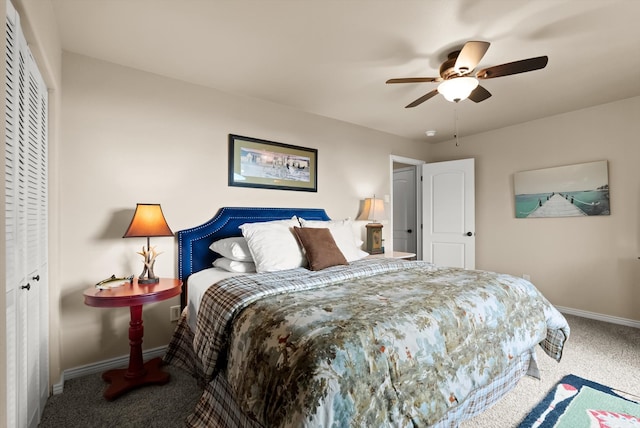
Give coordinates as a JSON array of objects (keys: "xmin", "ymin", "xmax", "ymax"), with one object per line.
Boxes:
[
  {"xmin": 5, "ymin": 1, "xmax": 49, "ymax": 427},
  {"xmin": 24, "ymin": 34, "xmax": 49, "ymax": 428},
  {"xmin": 5, "ymin": 2, "xmax": 20, "ymax": 426}
]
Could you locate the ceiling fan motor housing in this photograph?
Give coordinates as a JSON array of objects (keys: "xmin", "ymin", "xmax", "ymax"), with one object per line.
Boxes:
[{"xmin": 440, "ymin": 50, "xmax": 468, "ymax": 79}]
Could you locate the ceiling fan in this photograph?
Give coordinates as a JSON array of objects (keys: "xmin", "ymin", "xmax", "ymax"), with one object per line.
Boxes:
[{"xmin": 386, "ymin": 41, "xmax": 548, "ymax": 107}]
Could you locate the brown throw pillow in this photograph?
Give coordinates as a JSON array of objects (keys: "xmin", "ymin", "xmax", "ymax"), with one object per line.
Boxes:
[{"xmin": 292, "ymin": 227, "xmax": 348, "ymax": 271}]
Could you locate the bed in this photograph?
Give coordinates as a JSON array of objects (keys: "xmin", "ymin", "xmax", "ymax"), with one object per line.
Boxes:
[{"xmin": 164, "ymin": 207, "xmax": 570, "ymax": 427}]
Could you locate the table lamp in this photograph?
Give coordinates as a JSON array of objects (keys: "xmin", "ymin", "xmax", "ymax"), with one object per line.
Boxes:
[
  {"xmin": 123, "ymin": 203, "xmax": 173, "ymax": 284},
  {"xmin": 357, "ymin": 196, "xmax": 386, "ymax": 254}
]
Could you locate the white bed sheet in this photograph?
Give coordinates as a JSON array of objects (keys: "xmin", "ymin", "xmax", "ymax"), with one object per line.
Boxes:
[{"xmin": 186, "ymin": 267, "xmax": 245, "ymax": 331}]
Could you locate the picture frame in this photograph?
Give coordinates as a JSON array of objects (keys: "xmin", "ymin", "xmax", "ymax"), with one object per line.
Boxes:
[
  {"xmin": 514, "ymin": 160, "xmax": 610, "ymax": 218},
  {"xmin": 228, "ymin": 134, "xmax": 318, "ymax": 192}
]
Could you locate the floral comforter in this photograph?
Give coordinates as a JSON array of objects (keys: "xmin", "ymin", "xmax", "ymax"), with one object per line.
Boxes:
[{"xmin": 187, "ymin": 258, "xmax": 569, "ymax": 427}]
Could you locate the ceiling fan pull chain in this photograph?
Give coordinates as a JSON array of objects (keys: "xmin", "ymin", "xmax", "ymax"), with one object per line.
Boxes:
[{"xmin": 454, "ymin": 108, "xmax": 460, "ymax": 147}]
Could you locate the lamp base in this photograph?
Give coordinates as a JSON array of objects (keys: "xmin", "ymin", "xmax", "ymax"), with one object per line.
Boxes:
[
  {"xmin": 137, "ymin": 277, "xmax": 160, "ymax": 285},
  {"xmin": 364, "ymin": 223, "xmax": 384, "ymax": 254}
]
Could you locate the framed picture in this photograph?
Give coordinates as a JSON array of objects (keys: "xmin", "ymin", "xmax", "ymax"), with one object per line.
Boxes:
[
  {"xmin": 514, "ymin": 160, "xmax": 609, "ymax": 218},
  {"xmin": 228, "ymin": 134, "xmax": 318, "ymax": 192}
]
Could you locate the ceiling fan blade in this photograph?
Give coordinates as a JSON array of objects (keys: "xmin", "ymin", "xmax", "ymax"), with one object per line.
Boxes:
[
  {"xmin": 405, "ymin": 89, "xmax": 439, "ymax": 108},
  {"xmin": 386, "ymin": 77, "xmax": 440, "ymax": 84},
  {"xmin": 476, "ymin": 56, "xmax": 548, "ymax": 79},
  {"xmin": 468, "ymin": 85, "xmax": 492, "ymax": 103},
  {"xmin": 454, "ymin": 41, "xmax": 490, "ymax": 74}
]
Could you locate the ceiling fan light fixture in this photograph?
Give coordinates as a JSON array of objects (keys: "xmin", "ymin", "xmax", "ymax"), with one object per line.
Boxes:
[{"xmin": 437, "ymin": 77, "xmax": 479, "ymax": 102}]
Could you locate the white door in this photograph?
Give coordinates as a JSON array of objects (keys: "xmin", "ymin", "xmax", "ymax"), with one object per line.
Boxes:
[
  {"xmin": 422, "ymin": 158, "xmax": 475, "ymax": 268},
  {"xmin": 393, "ymin": 167, "xmax": 417, "ymax": 254},
  {"xmin": 5, "ymin": 2, "xmax": 49, "ymax": 426}
]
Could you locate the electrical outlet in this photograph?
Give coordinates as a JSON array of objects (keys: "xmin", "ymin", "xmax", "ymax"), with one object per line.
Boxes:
[
  {"xmin": 522, "ymin": 274, "xmax": 531, "ymax": 281},
  {"xmin": 169, "ymin": 305, "xmax": 181, "ymax": 322}
]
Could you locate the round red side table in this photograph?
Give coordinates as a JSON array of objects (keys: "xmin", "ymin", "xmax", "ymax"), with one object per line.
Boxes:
[{"xmin": 83, "ymin": 277, "xmax": 182, "ymax": 400}]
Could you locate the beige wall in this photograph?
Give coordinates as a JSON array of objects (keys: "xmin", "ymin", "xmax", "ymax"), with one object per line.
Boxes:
[
  {"xmin": 58, "ymin": 52, "xmax": 427, "ymax": 375},
  {"xmin": 427, "ymin": 96, "xmax": 640, "ymax": 322}
]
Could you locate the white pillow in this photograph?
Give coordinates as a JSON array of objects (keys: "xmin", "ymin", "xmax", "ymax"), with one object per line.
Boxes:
[
  {"xmin": 299, "ymin": 218, "xmax": 369, "ymax": 262},
  {"xmin": 209, "ymin": 237, "xmax": 254, "ymax": 262},
  {"xmin": 213, "ymin": 257, "xmax": 256, "ymax": 273},
  {"xmin": 239, "ymin": 218, "xmax": 306, "ymax": 272}
]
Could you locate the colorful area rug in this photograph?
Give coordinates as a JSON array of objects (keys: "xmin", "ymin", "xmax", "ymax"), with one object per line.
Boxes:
[{"xmin": 519, "ymin": 374, "xmax": 640, "ymax": 427}]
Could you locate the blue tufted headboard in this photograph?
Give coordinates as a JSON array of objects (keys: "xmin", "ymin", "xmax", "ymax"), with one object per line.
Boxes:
[{"xmin": 176, "ymin": 207, "xmax": 331, "ymax": 308}]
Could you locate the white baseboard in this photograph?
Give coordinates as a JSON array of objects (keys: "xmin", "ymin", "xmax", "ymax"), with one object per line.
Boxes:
[
  {"xmin": 556, "ymin": 306, "xmax": 640, "ymax": 329},
  {"xmin": 52, "ymin": 346, "xmax": 167, "ymax": 395}
]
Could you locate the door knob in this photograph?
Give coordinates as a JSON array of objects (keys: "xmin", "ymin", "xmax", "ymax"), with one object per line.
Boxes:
[
  {"xmin": 21, "ymin": 283, "xmax": 31, "ymax": 291},
  {"xmin": 407, "ymin": 229, "xmax": 413, "ymax": 233},
  {"xmin": 466, "ymin": 232, "xmax": 473, "ymax": 236},
  {"xmin": 32, "ymin": 274, "xmax": 40, "ymax": 281}
]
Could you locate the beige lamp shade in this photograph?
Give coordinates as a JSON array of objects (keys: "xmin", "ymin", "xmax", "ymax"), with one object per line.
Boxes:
[
  {"xmin": 357, "ymin": 197, "xmax": 386, "ymax": 224},
  {"xmin": 123, "ymin": 204, "xmax": 173, "ymax": 238}
]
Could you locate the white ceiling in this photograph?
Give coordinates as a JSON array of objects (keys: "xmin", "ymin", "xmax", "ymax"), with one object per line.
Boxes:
[{"xmin": 50, "ymin": 0, "xmax": 640, "ymax": 144}]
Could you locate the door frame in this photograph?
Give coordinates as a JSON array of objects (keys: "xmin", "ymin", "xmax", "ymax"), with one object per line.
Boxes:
[{"xmin": 389, "ymin": 155, "xmax": 425, "ymax": 259}]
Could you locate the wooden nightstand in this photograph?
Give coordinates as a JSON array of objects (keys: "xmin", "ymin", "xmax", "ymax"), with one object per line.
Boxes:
[
  {"xmin": 366, "ymin": 251, "xmax": 416, "ymax": 260},
  {"xmin": 83, "ymin": 277, "xmax": 182, "ymax": 400}
]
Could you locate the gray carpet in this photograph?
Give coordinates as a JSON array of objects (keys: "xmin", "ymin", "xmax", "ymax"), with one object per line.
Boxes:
[
  {"xmin": 38, "ymin": 364, "xmax": 202, "ymax": 427},
  {"xmin": 39, "ymin": 314, "xmax": 640, "ymax": 427}
]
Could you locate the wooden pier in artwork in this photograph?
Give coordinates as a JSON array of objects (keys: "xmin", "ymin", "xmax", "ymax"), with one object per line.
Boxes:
[{"xmin": 528, "ymin": 194, "xmax": 587, "ymax": 218}]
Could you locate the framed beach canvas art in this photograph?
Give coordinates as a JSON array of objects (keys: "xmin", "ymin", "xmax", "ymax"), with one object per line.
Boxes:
[{"xmin": 514, "ymin": 160, "xmax": 609, "ymax": 218}]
